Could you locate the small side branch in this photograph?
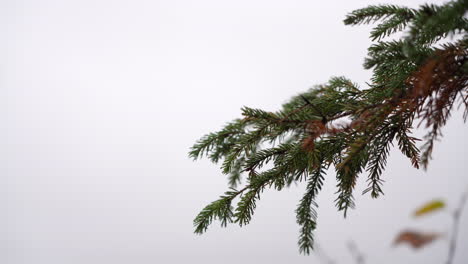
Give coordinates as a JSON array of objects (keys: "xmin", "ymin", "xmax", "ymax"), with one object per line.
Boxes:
[{"xmin": 300, "ymin": 95, "xmax": 328, "ymax": 122}]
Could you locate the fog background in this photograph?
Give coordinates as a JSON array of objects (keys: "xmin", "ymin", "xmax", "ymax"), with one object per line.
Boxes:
[{"xmin": 2, "ymin": 0, "xmax": 467, "ymax": 263}]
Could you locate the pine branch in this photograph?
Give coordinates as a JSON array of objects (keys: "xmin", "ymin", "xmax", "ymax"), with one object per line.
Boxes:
[
  {"xmin": 407, "ymin": 1, "xmax": 468, "ymax": 45},
  {"xmin": 370, "ymin": 15, "xmax": 412, "ymax": 41},
  {"xmin": 189, "ymin": 119, "xmax": 246, "ymax": 162},
  {"xmin": 190, "ymin": 0, "xmax": 468, "ymax": 253},
  {"xmin": 344, "ymin": 5, "xmax": 415, "ymax": 26},
  {"xmin": 396, "ymin": 126, "xmax": 420, "ymax": 169},
  {"xmin": 363, "ymin": 124, "xmax": 398, "ymax": 198},
  {"xmin": 193, "ymin": 191, "xmax": 237, "ymax": 234},
  {"xmin": 296, "ymin": 164, "xmax": 326, "ymax": 254}
]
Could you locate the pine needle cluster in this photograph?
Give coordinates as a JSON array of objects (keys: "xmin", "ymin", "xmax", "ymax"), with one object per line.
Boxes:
[{"xmin": 189, "ymin": 0, "xmax": 468, "ymax": 254}]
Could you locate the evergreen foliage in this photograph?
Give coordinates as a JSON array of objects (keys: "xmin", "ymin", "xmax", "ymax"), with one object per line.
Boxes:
[{"xmin": 189, "ymin": 0, "xmax": 468, "ymax": 254}]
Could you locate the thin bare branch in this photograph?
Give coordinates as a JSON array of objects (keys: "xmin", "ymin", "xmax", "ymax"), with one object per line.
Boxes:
[{"xmin": 446, "ymin": 187, "xmax": 468, "ymax": 264}]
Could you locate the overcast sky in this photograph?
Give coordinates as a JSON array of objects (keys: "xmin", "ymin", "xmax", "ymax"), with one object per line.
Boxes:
[{"xmin": 2, "ymin": 0, "xmax": 467, "ymax": 263}]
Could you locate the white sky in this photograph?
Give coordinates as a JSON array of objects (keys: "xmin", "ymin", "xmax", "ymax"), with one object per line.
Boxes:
[{"xmin": 2, "ymin": 0, "xmax": 467, "ymax": 263}]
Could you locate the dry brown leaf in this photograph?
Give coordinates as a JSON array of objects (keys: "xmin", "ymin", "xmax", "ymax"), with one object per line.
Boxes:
[{"xmin": 393, "ymin": 230, "xmax": 441, "ymax": 249}]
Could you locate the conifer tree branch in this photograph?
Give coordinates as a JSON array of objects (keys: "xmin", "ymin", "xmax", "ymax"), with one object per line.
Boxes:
[{"xmin": 190, "ymin": 0, "xmax": 468, "ymax": 254}]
